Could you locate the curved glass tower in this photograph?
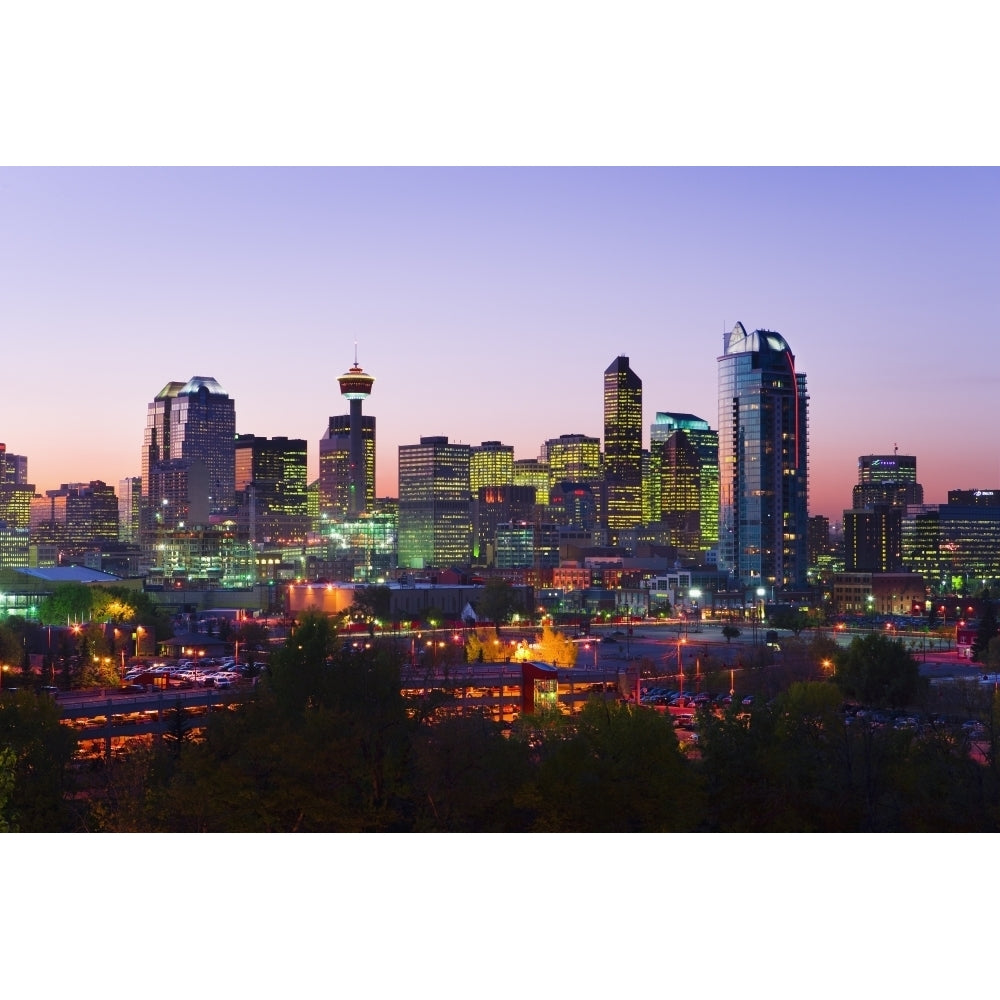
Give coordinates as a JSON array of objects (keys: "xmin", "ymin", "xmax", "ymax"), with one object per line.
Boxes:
[{"xmin": 717, "ymin": 323, "xmax": 809, "ymax": 591}]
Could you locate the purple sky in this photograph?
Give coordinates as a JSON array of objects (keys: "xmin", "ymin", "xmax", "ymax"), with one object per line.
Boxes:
[{"xmin": 2, "ymin": 167, "xmax": 997, "ymax": 523}]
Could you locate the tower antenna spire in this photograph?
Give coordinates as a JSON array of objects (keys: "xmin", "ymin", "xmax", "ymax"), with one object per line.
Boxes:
[{"xmin": 354, "ymin": 341, "xmax": 359, "ymax": 366}]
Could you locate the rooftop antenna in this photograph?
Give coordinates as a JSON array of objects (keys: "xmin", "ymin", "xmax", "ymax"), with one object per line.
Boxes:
[{"xmin": 354, "ymin": 341, "xmax": 359, "ymax": 365}]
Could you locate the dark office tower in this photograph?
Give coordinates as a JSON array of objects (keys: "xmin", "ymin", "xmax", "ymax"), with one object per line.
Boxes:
[
  {"xmin": 235, "ymin": 435, "xmax": 309, "ymax": 544},
  {"xmin": 326, "ymin": 354, "xmax": 376, "ymax": 519},
  {"xmin": 398, "ymin": 436, "xmax": 472, "ymax": 569},
  {"xmin": 0, "ymin": 444, "xmax": 28, "ymax": 485},
  {"xmin": 853, "ymin": 454, "xmax": 923, "ymax": 508},
  {"xmin": 808, "ymin": 514, "xmax": 831, "ymax": 566},
  {"xmin": 650, "ymin": 412, "xmax": 719, "ymax": 553},
  {"xmin": 718, "ymin": 322, "xmax": 809, "ymax": 590},
  {"xmin": 947, "ymin": 489, "xmax": 1000, "ymax": 507},
  {"xmin": 142, "ymin": 376, "xmax": 236, "ymax": 514},
  {"xmin": 603, "ymin": 356, "xmax": 643, "ymax": 543},
  {"xmin": 844, "ymin": 504, "xmax": 903, "ymax": 572}
]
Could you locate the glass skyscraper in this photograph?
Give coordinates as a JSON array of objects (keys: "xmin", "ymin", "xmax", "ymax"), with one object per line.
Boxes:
[
  {"xmin": 142, "ymin": 376, "xmax": 236, "ymax": 516},
  {"xmin": 717, "ymin": 323, "xmax": 809, "ymax": 590},
  {"xmin": 650, "ymin": 411, "xmax": 719, "ymax": 555}
]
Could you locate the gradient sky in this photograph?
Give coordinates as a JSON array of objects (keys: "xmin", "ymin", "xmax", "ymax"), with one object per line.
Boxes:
[{"xmin": 1, "ymin": 167, "xmax": 996, "ymax": 523}]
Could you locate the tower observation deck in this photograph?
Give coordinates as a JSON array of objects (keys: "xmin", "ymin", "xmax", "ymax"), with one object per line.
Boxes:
[{"xmin": 337, "ymin": 352, "xmax": 375, "ymax": 517}]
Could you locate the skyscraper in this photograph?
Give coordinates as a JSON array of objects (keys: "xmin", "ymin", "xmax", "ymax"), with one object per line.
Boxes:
[
  {"xmin": 397, "ymin": 436, "xmax": 472, "ymax": 569},
  {"xmin": 603, "ymin": 355, "xmax": 643, "ymax": 543},
  {"xmin": 650, "ymin": 411, "xmax": 719, "ymax": 554},
  {"xmin": 544, "ymin": 434, "xmax": 603, "ymax": 489},
  {"xmin": 235, "ymin": 434, "xmax": 309, "ymax": 544},
  {"xmin": 853, "ymin": 454, "xmax": 923, "ymax": 508},
  {"xmin": 142, "ymin": 376, "xmax": 236, "ymax": 517},
  {"xmin": 319, "ymin": 354, "xmax": 376, "ymax": 520},
  {"xmin": 718, "ymin": 322, "xmax": 809, "ymax": 590}
]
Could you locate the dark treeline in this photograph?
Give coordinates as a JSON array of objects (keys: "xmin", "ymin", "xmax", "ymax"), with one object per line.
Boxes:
[{"xmin": 4, "ymin": 613, "xmax": 1000, "ymax": 832}]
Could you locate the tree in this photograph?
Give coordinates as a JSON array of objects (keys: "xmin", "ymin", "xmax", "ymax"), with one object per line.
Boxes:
[
  {"xmin": 0, "ymin": 690, "xmax": 78, "ymax": 831},
  {"xmin": 465, "ymin": 627, "xmax": 508, "ymax": 663},
  {"xmin": 350, "ymin": 585, "xmax": 391, "ymax": 628},
  {"xmin": 833, "ymin": 632, "xmax": 928, "ymax": 709},
  {"xmin": 476, "ymin": 578, "xmax": 521, "ymax": 625},
  {"xmin": 38, "ymin": 583, "xmax": 93, "ymax": 625},
  {"xmin": 972, "ymin": 595, "xmax": 998, "ymax": 663},
  {"xmin": 534, "ymin": 625, "xmax": 578, "ymax": 667},
  {"xmin": 722, "ymin": 625, "xmax": 741, "ymax": 643}
]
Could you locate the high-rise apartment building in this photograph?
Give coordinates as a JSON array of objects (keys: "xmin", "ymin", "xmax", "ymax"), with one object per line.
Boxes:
[
  {"xmin": 235, "ymin": 434, "xmax": 309, "ymax": 544},
  {"xmin": 397, "ymin": 436, "xmax": 472, "ymax": 569},
  {"xmin": 718, "ymin": 322, "xmax": 809, "ymax": 590},
  {"xmin": 603, "ymin": 356, "xmax": 643, "ymax": 543},
  {"xmin": 650, "ymin": 412, "xmax": 719, "ymax": 554},
  {"xmin": 142, "ymin": 376, "xmax": 236, "ymax": 519}
]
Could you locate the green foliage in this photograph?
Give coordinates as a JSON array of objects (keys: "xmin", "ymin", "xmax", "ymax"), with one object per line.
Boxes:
[
  {"xmin": 528, "ymin": 701, "xmax": 701, "ymax": 832},
  {"xmin": 0, "ymin": 690, "xmax": 78, "ymax": 831},
  {"xmin": 351, "ymin": 585, "xmax": 392, "ymax": 624},
  {"xmin": 0, "ymin": 746, "xmax": 17, "ymax": 832},
  {"xmin": 476, "ymin": 578, "xmax": 521, "ymax": 625},
  {"xmin": 833, "ymin": 632, "xmax": 928, "ymax": 709},
  {"xmin": 0, "ymin": 621, "xmax": 22, "ymax": 667},
  {"xmin": 38, "ymin": 583, "xmax": 93, "ymax": 625},
  {"xmin": 972, "ymin": 599, "xmax": 998, "ymax": 663}
]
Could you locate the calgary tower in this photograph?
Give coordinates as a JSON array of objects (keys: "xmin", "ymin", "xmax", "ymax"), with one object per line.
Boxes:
[{"xmin": 337, "ymin": 348, "xmax": 375, "ymax": 517}]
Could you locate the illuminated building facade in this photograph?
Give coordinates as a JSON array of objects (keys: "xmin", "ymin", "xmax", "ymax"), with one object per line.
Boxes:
[
  {"xmin": 471, "ymin": 441, "xmax": 516, "ymax": 563},
  {"xmin": 650, "ymin": 412, "xmax": 719, "ymax": 553},
  {"xmin": 0, "ymin": 522, "xmax": 29, "ymax": 569},
  {"xmin": 142, "ymin": 376, "xmax": 237, "ymax": 521},
  {"xmin": 948, "ymin": 489, "xmax": 1000, "ymax": 507},
  {"xmin": 471, "ymin": 441, "xmax": 514, "ymax": 494},
  {"xmin": 844, "ymin": 504, "xmax": 902, "ymax": 572},
  {"xmin": 29, "ymin": 482, "xmax": 119, "ymax": 552},
  {"xmin": 0, "ymin": 444, "xmax": 28, "ymax": 485},
  {"xmin": 119, "ymin": 477, "xmax": 142, "ymax": 543},
  {"xmin": 902, "ymin": 504, "xmax": 1000, "ymax": 594},
  {"xmin": 0, "ymin": 484, "xmax": 34, "ymax": 529},
  {"xmin": 318, "ymin": 356, "xmax": 376, "ymax": 520},
  {"xmin": 854, "ymin": 454, "xmax": 923, "ymax": 508},
  {"xmin": 717, "ymin": 322, "xmax": 809, "ymax": 590},
  {"xmin": 603, "ymin": 356, "xmax": 643, "ymax": 542},
  {"xmin": 496, "ymin": 521, "xmax": 559, "ymax": 570},
  {"xmin": 398, "ymin": 436, "xmax": 472, "ymax": 569},
  {"xmin": 476, "ymin": 485, "xmax": 537, "ymax": 565},
  {"xmin": 235, "ymin": 434, "xmax": 309, "ymax": 544},
  {"xmin": 543, "ymin": 434, "xmax": 602, "ymax": 489},
  {"xmin": 513, "ymin": 458, "xmax": 550, "ymax": 506}
]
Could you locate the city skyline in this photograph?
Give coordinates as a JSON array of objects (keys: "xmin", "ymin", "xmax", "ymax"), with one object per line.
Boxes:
[{"xmin": 2, "ymin": 167, "xmax": 998, "ymax": 522}]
